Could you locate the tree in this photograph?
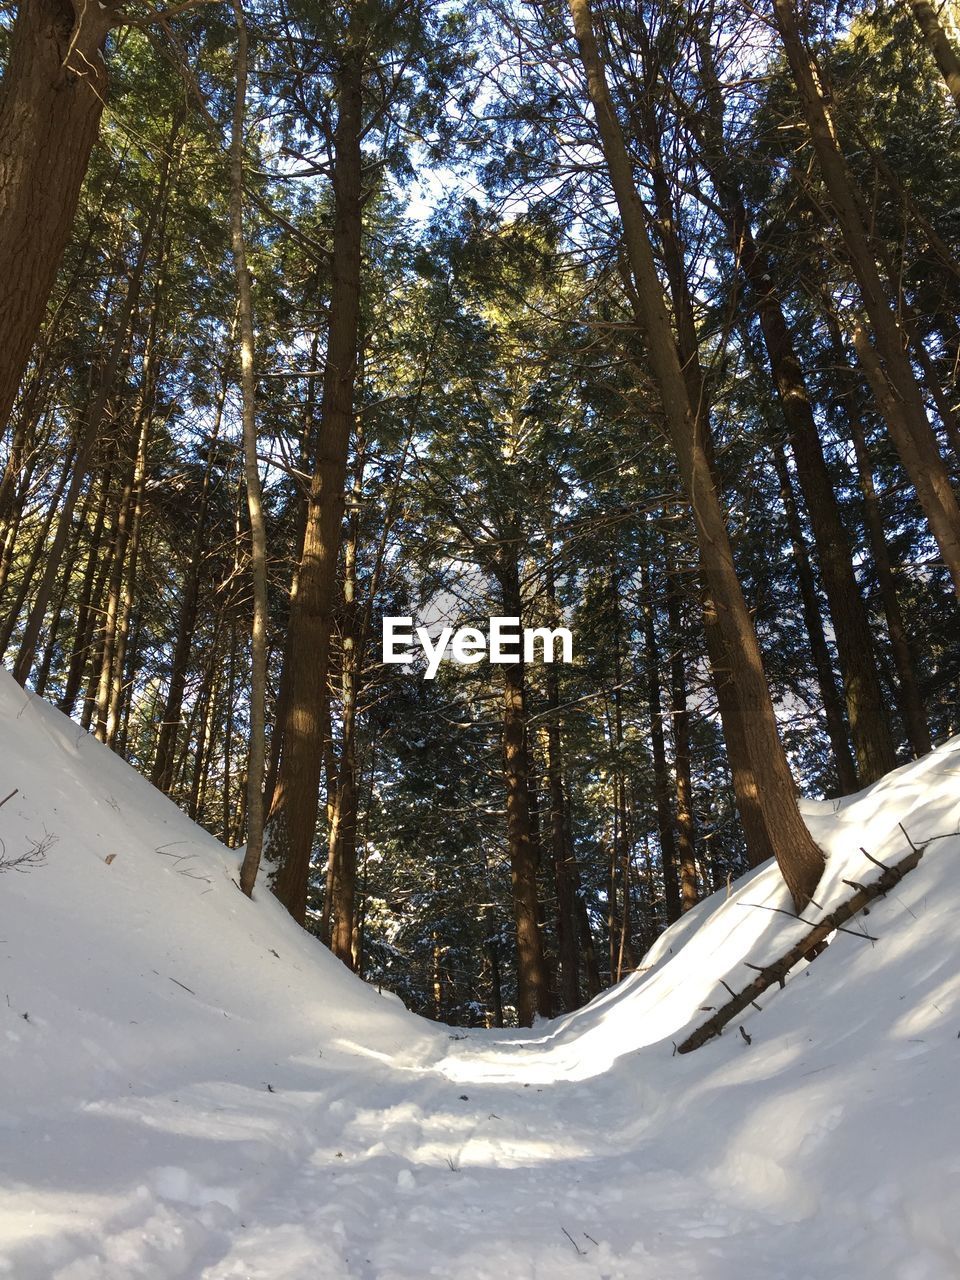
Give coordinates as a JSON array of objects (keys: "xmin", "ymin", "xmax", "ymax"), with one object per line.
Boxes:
[
  {"xmin": 228, "ymin": 0, "xmax": 269, "ymax": 898},
  {"xmin": 0, "ymin": 0, "xmax": 116, "ymax": 430},
  {"xmin": 568, "ymin": 0, "xmax": 824, "ymax": 911},
  {"xmin": 771, "ymin": 0, "xmax": 960, "ymax": 598}
]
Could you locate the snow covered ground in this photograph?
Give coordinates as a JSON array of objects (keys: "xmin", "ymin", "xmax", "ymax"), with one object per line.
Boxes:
[{"xmin": 1, "ymin": 668, "xmax": 959, "ymax": 1279}]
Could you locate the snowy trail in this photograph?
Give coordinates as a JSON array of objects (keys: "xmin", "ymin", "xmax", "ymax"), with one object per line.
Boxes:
[{"xmin": 2, "ymin": 672, "xmax": 960, "ymax": 1279}]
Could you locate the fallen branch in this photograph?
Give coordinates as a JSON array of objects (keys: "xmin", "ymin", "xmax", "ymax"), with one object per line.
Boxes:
[{"xmin": 677, "ymin": 839, "xmax": 927, "ymax": 1054}]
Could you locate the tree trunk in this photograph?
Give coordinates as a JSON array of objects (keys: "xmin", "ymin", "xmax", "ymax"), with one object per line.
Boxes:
[
  {"xmin": 329, "ymin": 507, "xmax": 362, "ymax": 968},
  {"xmin": 0, "ymin": 435, "xmax": 78, "ymax": 657},
  {"xmin": 903, "ymin": 0, "xmax": 960, "ymax": 113},
  {"xmin": 58, "ymin": 474, "xmax": 111, "ymax": 715},
  {"xmin": 497, "ymin": 556, "xmax": 549, "ymax": 1026},
  {"xmin": 229, "ymin": 0, "xmax": 269, "ymax": 900},
  {"xmin": 772, "ymin": 0, "xmax": 960, "ymax": 596},
  {"xmin": 771, "ymin": 443, "xmax": 860, "ymax": 792},
  {"xmin": 849, "ymin": 418, "xmax": 933, "ymax": 758},
  {"xmin": 266, "ymin": 34, "xmax": 364, "ymax": 924},
  {"xmin": 622, "ymin": 103, "xmax": 779, "ymax": 872},
  {"xmin": 570, "ymin": 0, "xmax": 825, "ymax": 910},
  {"xmin": 820, "ymin": 312, "xmax": 934, "ymax": 758},
  {"xmin": 664, "ymin": 567, "xmax": 699, "ymax": 912},
  {"xmin": 0, "ymin": 0, "xmax": 114, "ymax": 431},
  {"xmin": 12, "ymin": 200, "xmax": 156, "ymax": 686},
  {"xmin": 690, "ymin": 42, "xmax": 895, "ymax": 784},
  {"xmin": 95, "ymin": 407, "xmax": 150, "ymax": 743},
  {"xmin": 723, "ymin": 203, "xmax": 895, "ymax": 783},
  {"xmin": 642, "ymin": 565, "xmax": 681, "ymax": 923},
  {"xmin": 104, "ymin": 410, "xmax": 150, "ymax": 748},
  {"xmin": 543, "ymin": 677, "xmax": 580, "ymax": 1012},
  {"xmin": 485, "ymin": 909, "xmax": 505, "ymax": 1028}
]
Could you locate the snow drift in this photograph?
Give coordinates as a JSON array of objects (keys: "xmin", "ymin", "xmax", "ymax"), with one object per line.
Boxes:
[{"xmin": 1, "ymin": 668, "xmax": 958, "ymax": 1279}]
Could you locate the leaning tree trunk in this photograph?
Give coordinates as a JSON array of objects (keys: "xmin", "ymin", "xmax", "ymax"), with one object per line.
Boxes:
[
  {"xmin": 689, "ymin": 43, "xmax": 894, "ymax": 785},
  {"xmin": 772, "ymin": 0, "xmax": 960, "ymax": 597},
  {"xmin": 903, "ymin": 0, "xmax": 960, "ymax": 114},
  {"xmin": 725, "ymin": 206, "xmax": 895, "ymax": 784},
  {"xmin": 570, "ymin": 0, "xmax": 825, "ymax": 911},
  {"xmin": 266, "ymin": 36, "xmax": 364, "ymax": 924},
  {"xmin": 0, "ymin": 0, "xmax": 115, "ymax": 432},
  {"xmin": 628, "ymin": 112, "xmax": 780, "ymax": 872}
]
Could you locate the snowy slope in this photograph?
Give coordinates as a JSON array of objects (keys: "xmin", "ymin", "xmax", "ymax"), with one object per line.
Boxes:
[{"xmin": 1, "ymin": 668, "xmax": 959, "ymax": 1280}]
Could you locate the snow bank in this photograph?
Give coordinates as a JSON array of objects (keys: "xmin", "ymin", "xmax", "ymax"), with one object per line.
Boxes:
[{"xmin": 2, "ymin": 669, "xmax": 958, "ymax": 1278}]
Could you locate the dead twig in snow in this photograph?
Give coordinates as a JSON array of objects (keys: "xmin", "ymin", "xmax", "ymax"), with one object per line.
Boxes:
[
  {"xmin": 678, "ymin": 836, "xmax": 929, "ymax": 1054},
  {"xmin": 561, "ymin": 1227, "xmax": 586, "ymax": 1256}
]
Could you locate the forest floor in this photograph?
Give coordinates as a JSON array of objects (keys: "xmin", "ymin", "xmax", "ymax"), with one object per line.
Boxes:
[{"xmin": 1, "ymin": 669, "xmax": 959, "ymax": 1279}]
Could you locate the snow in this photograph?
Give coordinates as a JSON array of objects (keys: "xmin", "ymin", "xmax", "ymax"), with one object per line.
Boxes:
[{"xmin": 1, "ymin": 667, "xmax": 959, "ymax": 1279}]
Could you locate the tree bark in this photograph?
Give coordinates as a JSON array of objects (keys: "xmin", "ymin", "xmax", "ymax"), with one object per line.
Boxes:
[
  {"xmin": 772, "ymin": 0, "xmax": 960, "ymax": 597},
  {"xmin": 570, "ymin": 0, "xmax": 825, "ymax": 910},
  {"xmin": 622, "ymin": 105, "xmax": 779, "ymax": 872},
  {"xmin": 820, "ymin": 311, "xmax": 933, "ymax": 758},
  {"xmin": 0, "ymin": 0, "xmax": 114, "ymax": 432},
  {"xmin": 543, "ymin": 674, "xmax": 580, "ymax": 1011},
  {"xmin": 725, "ymin": 212, "xmax": 895, "ymax": 784},
  {"xmin": 329, "ymin": 503, "xmax": 362, "ymax": 968},
  {"xmin": 903, "ymin": 0, "xmax": 960, "ymax": 114},
  {"xmin": 496, "ymin": 557, "xmax": 549, "ymax": 1025},
  {"xmin": 266, "ymin": 32, "xmax": 364, "ymax": 924},
  {"xmin": 12, "ymin": 198, "xmax": 156, "ymax": 686},
  {"xmin": 664, "ymin": 568, "xmax": 699, "ymax": 912},
  {"xmin": 642, "ymin": 565, "xmax": 682, "ymax": 923},
  {"xmin": 689, "ymin": 46, "xmax": 895, "ymax": 784},
  {"xmin": 229, "ymin": 0, "xmax": 269, "ymax": 900},
  {"xmin": 771, "ymin": 443, "xmax": 860, "ymax": 792}
]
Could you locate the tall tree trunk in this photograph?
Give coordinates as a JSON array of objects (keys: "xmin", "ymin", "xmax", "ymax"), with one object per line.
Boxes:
[
  {"xmin": 12, "ymin": 203, "xmax": 156, "ymax": 685},
  {"xmin": 719, "ymin": 202, "xmax": 895, "ymax": 783},
  {"xmin": 329, "ymin": 504, "xmax": 362, "ymax": 968},
  {"xmin": 570, "ymin": 0, "xmax": 825, "ymax": 910},
  {"xmin": 0, "ymin": 0, "xmax": 114, "ymax": 431},
  {"xmin": 622, "ymin": 106, "xmax": 779, "ymax": 872},
  {"xmin": 94, "ymin": 408, "xmax": 150, "ymax": 743},
  {"xmin": 229, "ymin": 0, "xmax": 269, "ymax": 900},
  {"xmin": 543, "ymin": 674, "xmax": 580, "ymax": 1011},
  {"xmin": 104, "ymin": 413, "xmax": 149, "ymax": 748},
  {"xmin": 642, "ymin": 565, "xmax": 681, "ymax": 923},
  {"xmin": 484, "ymin": 908, "xmax": 505, "ymax": 1028},
  {"xmin": 0, "ymin": 435, "xmax": 78, "ymax": 656},
  {"xmin": 772, "ymin": 0, "xmax": 960, "ymax": 596},
  {"xmin": 689, "ymin": 48, "xmax": 895, "ymax": 784},
  {"xmin": 820, "ymin": 312, "xmax": 934, "ymax": 758},
  {"xmin": 497, "ymin": 555, "xmax": 549, "ymax": 1026},
  {"xmin": 903, "ymin": 0, "xmax": 960, "ymax": 113},
  {"xmin": 664, "ymin": 567, "xmax": 698, "ymax": 912},
  {"xmin": 847, "ymin": 411, "xmax": 933, "ymax": 758},
  {"xmin": 151, "ymin": 387, "xmax": 226, "ymax": 790},
  {"xmin": 771, "ymin": 443, "xmax": 860, "ymax": 792},
  {"xmin": 263, "ymin": 326, "xmax": 322, "ymax": 810},
  {"xmin": 266, "ymin": 33, "xmax": 364, "ymax": 924},
  {"xmin": 58, "ymin": 473, "xmax": 111, "ymax": 715}
]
